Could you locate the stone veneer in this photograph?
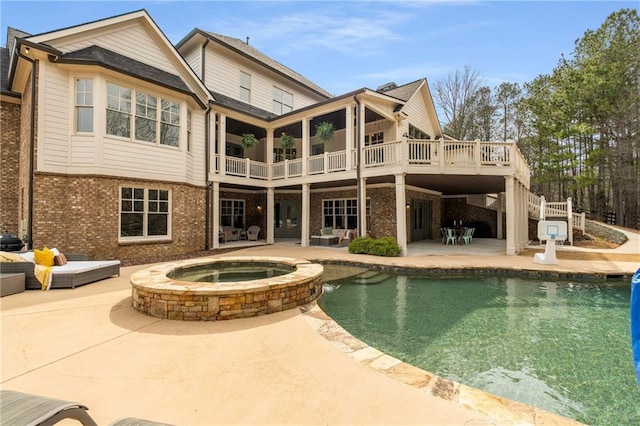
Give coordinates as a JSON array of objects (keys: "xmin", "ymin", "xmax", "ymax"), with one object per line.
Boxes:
[{"xmin": 130, "ymin": 256, "xmax": 323, "ymax": 321}]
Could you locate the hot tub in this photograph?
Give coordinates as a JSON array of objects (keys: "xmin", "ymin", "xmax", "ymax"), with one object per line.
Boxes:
[{"xmin": 130, "ymin": 256, "xmax": 323, "ymax": 321}]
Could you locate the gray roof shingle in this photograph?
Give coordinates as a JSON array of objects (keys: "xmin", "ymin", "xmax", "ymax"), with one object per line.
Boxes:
[
  {"xmin": 210, "ymin": 90, "xmax": 277, "ymax": 120},
  {"xmin": 57, "ymin": 45, "xmax": 193, "ymax": 96},
  {"xmin": 377, "ymin": 79, "xmax": 424, "ymax": 102}
]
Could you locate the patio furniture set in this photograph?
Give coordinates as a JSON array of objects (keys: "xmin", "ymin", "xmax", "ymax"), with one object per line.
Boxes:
[
  {"xmin": 311, "ymin": 227, "xmax": 355, "ymax": 247},
  {"xmin": 441, "ymin": 227, "xmax": 475, "ymax": 245},
  {"xmin": 219, "ymin": 225, "xmax": 261, "ymax": 243}
]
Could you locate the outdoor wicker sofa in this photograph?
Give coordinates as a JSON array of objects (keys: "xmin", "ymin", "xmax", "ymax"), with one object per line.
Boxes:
[{"xmin": 0, "ymin": 252, "xmax": 120, "ymax": 290}]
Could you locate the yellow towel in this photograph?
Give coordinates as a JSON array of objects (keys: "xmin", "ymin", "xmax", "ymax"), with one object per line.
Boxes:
[
  {"xmin": 34, "ymin": 264, "xmax": 53, "ymax": 291},
  {"xmin": 0, "ymin": 251, "xmax": 26, "ymax": 262}
]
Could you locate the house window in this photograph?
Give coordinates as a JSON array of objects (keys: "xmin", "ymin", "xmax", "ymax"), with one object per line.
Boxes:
[
  {"xmin": 120, "ymin": 187, "xmax": 170, "ymax": 239},
  {"xmin": 409, "ymin": 124, "xmax": 430, "ymax": 139},
  {"xmin": 240, "ymin": 71, "xmax": 251, "ymax": 103},
  {"xmin": 273, "ymin": 148, "xmax": 296, "ymax": 162},
  {"xmin": 106, "ymin": 82, "xmax": 131, "ymax": 138},
  {"xmin": 323, "ymin": 198, "xmax": 370, "ymax": 230},
  {"xmin": 186, "ymin": 109, "xmax": 192, "ymax": 153},
  {"xmin": 220, "ymin": 199, "xmax": 245, "ymax": 229},
  {"xmin": 226, "ymin": 143, "xmax": 244, "ymax": 158},
  {"xmin": 272, "ymin": 87, "xmax": 293, "ymax": 114},
  {"xmin": 135, "ymin": 91, "xmax": 157, "ymax": 143},
  {"xmin": 312, "ymin": 143, "xmax": 324, "ymax": 156},
  {"xmin": 364, "ymin": 131, "xmax": 384, "ymax": 146},
  {"xmin": 75, "ymin": 78, "xmax": 93, "ymax": 133},
  {"xmin": 160, "ymin": 99, "xmax": 180, "ymax": 146},
  {"xmin": 106, "ymin": 81, "xmax": 181, "ymax": 147}
]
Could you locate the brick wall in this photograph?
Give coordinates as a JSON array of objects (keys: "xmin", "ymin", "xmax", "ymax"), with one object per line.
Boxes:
[
  {"xmin": 0, "ymin": 100, "xmax": 21, "ymax": 233},
  {"xmin": 444, "ymin": 197, "xmax": 498, "ymax": 238},
  {"xmin": 32, "ymin": 173, "xmax": 206, "ymax": 261}
]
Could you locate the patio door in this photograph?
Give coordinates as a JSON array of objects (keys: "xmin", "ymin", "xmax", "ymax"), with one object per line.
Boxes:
[
  {"xmin": 411, "ymin": 199, "xmax": 432, "ymax": 241},
  {"xmin": 274, "ymin": 200, "xmax": 301, "ymax": 238}
]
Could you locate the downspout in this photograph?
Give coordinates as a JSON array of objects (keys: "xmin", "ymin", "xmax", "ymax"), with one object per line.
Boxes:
[
  {"xmin": 18, "ymin": 51, "xmax": 36, "ymax": 250},
  {"xmin": 204, "ymin": 107, "xmax": 211, "ymax": 250},
  {"xmin": 353, "ymin": 94, "xmax": 362, "ymax": 237},
  {"xmin": 202, "ymin": 37, "xmax": 211, "ymax": 250}
]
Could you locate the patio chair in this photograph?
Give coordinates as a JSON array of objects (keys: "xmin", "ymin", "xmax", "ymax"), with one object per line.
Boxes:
[
  {"xmin": 445, "ymin": 228, "xmax": 457, "ymax": 245},
  {"xmin": 219, "ymin": 226, "xmax": 226, "ymax": 243},
  {"xmin": 0, "ymin": 389, "xmax": 98, "ymax": 426},
  {"xmin": 109, "ymin": 417, "xmax": 175, "ymax": 426},
  {"xmin": 337, "ymin": 229, "xmax": 355, "ymax": 247},
  {"xmin": 247, "ymin": 225, "xmax": 260, "ymax": 241},
  {"xmin": 440, "ymin": 227, "xmax": 446, "ymax": 244},
  {"xmin": 462, "ymin": 227, "xmax": 474, "ymax": 245}
]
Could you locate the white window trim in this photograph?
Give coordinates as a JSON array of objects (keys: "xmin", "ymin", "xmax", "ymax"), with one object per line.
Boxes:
[
  {"xmin": 220, "ymin": 198, "xmax": 246, "ymax": 229},
  {"xmin": 74, "ymin": 77, "xmax": 94, "ymax": 134},
  {"xmin": 106, "ymin": 80, "xmax": 183, "ymax": 149},
  {"xmin": 273, "ymin": 86, "xmax": 293, "ymax": 115},
  {"xmin": 240, "ymin": 71, "xmax": 251, "ymax": 103},
  {"xmin": 119, "ymin": 186, "xmax": 172, "ymax": 243}
]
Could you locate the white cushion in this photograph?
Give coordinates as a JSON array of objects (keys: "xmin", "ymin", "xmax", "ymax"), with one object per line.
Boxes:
[
  {"xmin": 19, "ymin": 252, "xmax": 35, "ymax": 263},
  {"xmin": 50, "ymin": 247, "xmax": 60, "ymax": 256}
]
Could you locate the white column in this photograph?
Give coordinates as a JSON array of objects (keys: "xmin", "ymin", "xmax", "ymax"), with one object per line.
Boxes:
[
  {"xmin": 567, "ymin": 196, "xmax": 574, "ymax": 245},
  {"xmin": 301, "ymin": 183, "xmax": 310, "ymax": 247},
  {"xmin": 218, "ymin": 113, "xmax": 226, "ymax": 175},
  {"xmin": 359, "ymin": 177, "xmax": 367, "ymax": 237},
  {"xmin": 521, "ymin": 183, "xmax": 529, "ymax": 248},
  {"xmin": 302, "ymin": 119, "xmax": 309, "ymax": 176},
  {"xmin": 212, "ymin": 182, "xmax": 220, "ymax": 249},
  {"xmin": 267, "ymin": 187, "xmax": 275, "ymax": 244},
  {"xmin": 395, "ymin": 173, "xmax": 408, "ymax": 256},
  {"xmin": 266, "ymin": 129, "xmax": 274, "ymax": 170},
  {"xmin": 345, "ymin": 105, "xmax": 353, "ymax": 171},
  {"xmin": 497, "ymin": 192, "xmax": 504, "ymax": 239},
  {"xmin": 505, "ymin": 176, "xmax": 516, "ymax": 255}
]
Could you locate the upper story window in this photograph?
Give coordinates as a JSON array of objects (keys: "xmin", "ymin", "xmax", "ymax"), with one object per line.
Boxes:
[
  {"xmin": 409, "ymin": 124, "xmax": 430, "ymax": 139},
  {"xmin": 365, "ymin": 131, "xmax": 384, "ymax": 146},
  {"xmin": 106, "ymin": 82, "xmax": 181, "ymax": 147},
  {"xmin": 75, "ymin": 78, "xmax": 94, "ymax": 133},
  {"xmin": 273, "ymin": 87, "xmax": 293, "ymax": 114},
  {"xmin": 106, "ymin": 82, "xmax": 131, "ymax": 138},
  {"xmin": 240, "ymin": 71, "xmax": 251, "ymax": 103},
  {"xmin": 186, "ymin": 109, "xmax": 192, "ymax": 153}
]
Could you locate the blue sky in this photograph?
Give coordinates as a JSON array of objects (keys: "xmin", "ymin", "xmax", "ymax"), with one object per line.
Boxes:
[{"xmin": 1, "ymin": 1, "xmax": 636, "ymax": 96}]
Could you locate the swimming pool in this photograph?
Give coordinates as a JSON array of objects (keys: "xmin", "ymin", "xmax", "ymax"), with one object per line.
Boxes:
[{"xmin": 319, "ymin": 267, "xmax": 638, "ymax": 425}]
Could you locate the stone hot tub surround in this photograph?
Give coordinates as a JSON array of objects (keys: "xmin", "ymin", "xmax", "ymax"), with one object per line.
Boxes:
[{"xmin": 130, "ymin": 256, "xmax": 324, "ymax": 321}]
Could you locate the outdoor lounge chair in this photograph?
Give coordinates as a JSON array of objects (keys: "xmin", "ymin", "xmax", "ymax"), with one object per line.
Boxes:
[
  {"xmin": 246, "ymin": 225, "xmax": 260, "ymax": 241},
  {"xmin": 337, "ymin": 229, "xmax": 355, "ymax": 247},
  {"xmin": 0, "ymin": 389, "xmax": 98, "ymax": 426},
  {"xmin": 109, "ymin": 417, "xmax": 175, "ymax": 426}
]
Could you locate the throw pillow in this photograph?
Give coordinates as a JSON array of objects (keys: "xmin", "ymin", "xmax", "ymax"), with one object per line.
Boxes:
[
  {"xmin": 54, "ymin": 253, "xmax": 68, "ymax": 266},
  {"xmin": 34, "ymin": 247, "xmax": 55, "ymax": 267}
]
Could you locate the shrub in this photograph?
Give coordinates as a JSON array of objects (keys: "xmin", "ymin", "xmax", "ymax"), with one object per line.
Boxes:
[
  {"xmin": 348, "ymin": 236, "xmax": 372, "ymax": 254},
  {"xmin": 348, "ymin": 236, "xmax": 401, "ymax": 257}
]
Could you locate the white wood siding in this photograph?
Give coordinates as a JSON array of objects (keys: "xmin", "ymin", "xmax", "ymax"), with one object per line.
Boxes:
[
  {"xmin": 40, "ymin": 63, "xmax": 71, "ymax": 167},
  {"xmin": 182, "ymin": 46, "xmax": 201, "ymax": 80},
  {"xmin": 204, "ymin": 44, "xmax": 322, "ymax": 113},
  {"xmin": 51, "ymin": 22, "xmax": 181, "ymax": 76},
  {"xmin": 37, "ymin": 65, "xmax": 207, "ymax": 186},
  {"xmin": 403, "ymin": 90, "xmax": 436, "ymax": 138}
]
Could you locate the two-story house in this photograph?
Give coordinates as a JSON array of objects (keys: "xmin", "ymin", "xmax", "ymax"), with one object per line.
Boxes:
[{"xmin": 1, "ymin": 9, "xmax": 533, "ymax": 262}]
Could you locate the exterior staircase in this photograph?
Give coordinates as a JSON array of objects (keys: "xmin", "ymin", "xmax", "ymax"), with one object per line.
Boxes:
[{"xmin": 468, "ymin": 193, "xmax": 586, "ymax": 245}]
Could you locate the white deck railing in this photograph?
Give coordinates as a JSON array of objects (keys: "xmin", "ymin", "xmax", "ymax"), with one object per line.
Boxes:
[{"xmin": 214, "ymin": 139, "xmax": 530, "ymax": 187}]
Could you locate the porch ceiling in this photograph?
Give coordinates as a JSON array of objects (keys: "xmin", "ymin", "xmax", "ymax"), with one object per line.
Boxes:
[{"xmin": 309, "ymin": 174, "xmax": 506, "ymax": 195}]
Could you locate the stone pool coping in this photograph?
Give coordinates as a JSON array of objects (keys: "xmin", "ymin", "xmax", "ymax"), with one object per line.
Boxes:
[
  {"xmin": 301, "ymin": 301, "xmax": 583, "ymax": 425},
  {"xmin": 130, "ymin": 256, "xmax": 324, "ymax": 320}
]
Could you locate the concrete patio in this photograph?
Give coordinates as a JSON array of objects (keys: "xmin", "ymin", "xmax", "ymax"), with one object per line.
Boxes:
[{"xmin": 1, "ymin": 233, "xmax": 638, "ymax": 425}]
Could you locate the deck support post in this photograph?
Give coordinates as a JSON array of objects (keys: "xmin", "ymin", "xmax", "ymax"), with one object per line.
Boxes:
[
  {"xmin": 505, "ymin": 176, "xmax": 516, "ymax": 255},
  {"xmin": 301, "ymin": 183, "xmax": 310, "ymax": 247},
  {"xmin": 267, "ymin": 187, "xmax": 275, "ymax": 244},
  {"xmin": 395, "ymin": 173, "xmax": 408, "ymax": 256},
  {"xmin": 212, "ymin": 181, "xmax": 220, "ymax": 249}
]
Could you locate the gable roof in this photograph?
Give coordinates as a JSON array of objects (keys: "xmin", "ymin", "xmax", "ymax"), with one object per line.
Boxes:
[
  {"xmin": 9, "ymin": 9, "xmax": 211, "ymax": 106},
  {"xmin": 210, "ymin": 90, "xmax": 277, "ymax": 120},
  {"xmin": 177, "ymin": 29, "xmax": 333, "ymax": 100},
  {"xmin": 377, "ymin": 79, "xmax": 424, "ymax": 102}
]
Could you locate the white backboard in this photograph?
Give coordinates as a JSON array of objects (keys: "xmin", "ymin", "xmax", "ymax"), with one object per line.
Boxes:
[{"xmin": 537, "ymin": 220, "xmax": 567, "ymax": 241}]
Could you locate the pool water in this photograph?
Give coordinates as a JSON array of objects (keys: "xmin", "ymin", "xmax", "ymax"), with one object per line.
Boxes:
[
  {"xmin": 169, "ymin": 266, "xmax": 290, "ymax": 283},
  {"xmin": 319, "ymin": 267, "xmax": 639, "ymax": 425}
]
